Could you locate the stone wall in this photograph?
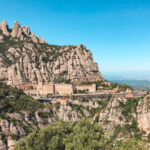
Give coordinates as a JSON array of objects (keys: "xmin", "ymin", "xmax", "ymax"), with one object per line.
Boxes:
[
  {"xmin": 55, "ymin": 84, "xmax": 73, "ymax": 95},
  {"xmin": 35, "ymin": 82, "xmax": 73, "ymax": 95},
  {"xmin": 24, "ymin": 90, "xmax": 37, "ymax": 95},
  {"xmin": 37, "ymin": 82, "xmax": 54, "ymax": 95},
  {"xmin": 15, "ymin": 84, "xmax": 33, "ymax": 90},
  {"xmin": 75, "ymin": 84, "xmax": 96, "ymax": 93},
  {"xmin": 14, "ymin": 83, "xmax": 98, "ymax": 95}
]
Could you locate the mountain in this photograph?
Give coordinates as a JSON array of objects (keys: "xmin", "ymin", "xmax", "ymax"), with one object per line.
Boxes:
[
  {"xmin": 103, "ymin": 72, "xmax": 150, "ymax": 90},
  {"xmin": 1, "ymin": 19, "xmax": 150, "ymax": 149},
  {"xmin": 0, "ymin": 20, "xmax": 103, "ymax": 85}
]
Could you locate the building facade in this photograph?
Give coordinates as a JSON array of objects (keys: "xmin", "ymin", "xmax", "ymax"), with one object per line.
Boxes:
[
  {"xmin": 55, "ymin": 84, "xmax": 73, "ymax": 95},
  {"xmin": 75, "ymin": 83, "xmax": 96, "ymax": 93},
  {"xmin": 14, "ymin": 82, "xmax": 96, "ymax": 95}
]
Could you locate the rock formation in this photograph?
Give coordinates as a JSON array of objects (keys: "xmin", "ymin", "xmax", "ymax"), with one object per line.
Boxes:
[
  {"xmin": 0, "ymin": 20, "xmax": 103, "ymax": 85},
  {"xmin": 137, "ymin": 95, "xmax": 150, "ymax": 134},
  {"xmin": 0, "ymin": 20, "xmax": 10, "ymax": 36}
]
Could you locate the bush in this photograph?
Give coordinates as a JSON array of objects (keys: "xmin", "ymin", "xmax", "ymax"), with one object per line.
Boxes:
[
  {"xmin": 10, "ymin": 134, "xmax": 20, "ymax": 140},
  {"xmin": 81, "ymin": 98, "xmax": 89, "ymax": 103},
  {"xmin": 38, "ymin": 111, "xmax": 51, "ymax": 119},
  {"xmin": 55, "ymin": 102, "xmax": 60, "ymax": 110}
]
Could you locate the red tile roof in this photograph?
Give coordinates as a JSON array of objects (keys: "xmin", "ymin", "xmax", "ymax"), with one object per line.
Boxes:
[{"xmin": 59, "ymin": 98, "xmax": 68, "ymax": 101}]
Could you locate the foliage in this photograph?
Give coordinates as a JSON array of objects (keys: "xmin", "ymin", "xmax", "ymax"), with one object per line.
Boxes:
[
  {"xmin": 119, "ymin": 98, "xmax": 141, "ymax": 120},
  {"xmin": 81, "ymin": 80, "xmax": 103, "ymax": 86},
  {"xmin": 115, "ymin": 138, "xmax": 148, "ymax": 150},
  {"xmin": 68, "ymin": 103, "xmax": 83, "ymax": 112},
  {"xmin": 74, "ymin": 89, "xmax": 88, "ymax": 94},
  {"xmin": 15, "ymin": 119, "xmax": 109, "ymax": 150},
  {"xmin": 64, "ymin": 119, "xmax": 108, "ymax": 150},
  {"xmin": 54, "ymin": 78, "xmax": 71, "ymax": 84},
  {"xmin": 111, "ymin": 119, "xmax": 145, "ymax": 144},
  {"xmin": 0, "ymin": 81, "xmax": 43, "ymax": 114},
  {"xmin": 38, "ymin": 111, "xmax": 51, "ymax": 118},
  {"xmin": 147, "ymin": 133, "xmax": 150, "ymax": 142},
  {"xmin": 90, "ymin": 98, "xmax": 110, "ymax": 118},
  {"xmin": 10, "ymin": 134, "xmax": 20, "ymax": 140},
  {"xmin": 55, "ymin": 102, "xmax": 60, "ymax": 110},
  {"xmin": 81, "ymin": 98, "xmax": 89, "ymax": 103},
  {"xmin": 15, "ymin": 119, "xmax": 148, "ymax": 150},
  {"xmin": 110, "ymin": 82, "xmax": 133, "ymax": 90}
]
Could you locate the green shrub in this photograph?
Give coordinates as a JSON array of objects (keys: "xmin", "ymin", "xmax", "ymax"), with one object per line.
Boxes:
[
  {"xmin": 10, "ymin": 134, "xmax": 20, "ymax": 140},
  {"xmin": 81, "ymin": 98, "xmax": 89, "ymax": 102},
  {"xmin": 38, "ymin": 111, "xmax": 51, "ymax": 118},
  {"xmin": 55, "ymin": 102, "xmax": 60, "ymax": 110}
]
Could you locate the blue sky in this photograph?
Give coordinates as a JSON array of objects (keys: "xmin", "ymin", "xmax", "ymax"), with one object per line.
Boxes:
[{"xmin": 0, "ymin": 0, "xmax": 150, "ymax": 74}]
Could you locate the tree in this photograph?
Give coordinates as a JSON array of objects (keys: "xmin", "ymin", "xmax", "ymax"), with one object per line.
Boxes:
[
  {"xmin": 15, "ymin": 120, "xmax": 109, "ymax": 150},
  {"xmin": 15, "ymin": 121, "xmax": 73, "ymax": 150},
  {"xmin": 64, "ymin": 119, "xmax": 108, "ymax": 150}
]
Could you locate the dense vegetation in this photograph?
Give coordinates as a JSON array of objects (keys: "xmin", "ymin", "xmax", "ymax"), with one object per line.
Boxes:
[
  {"xmin": 0, "ymin": 81, "xmax": 43, "ymax": 116},
  {"xmin": 15, "ymin": 119, "xmax": 148, "ymax": 150}
]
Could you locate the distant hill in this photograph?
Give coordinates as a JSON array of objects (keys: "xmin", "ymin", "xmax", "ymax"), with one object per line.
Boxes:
[
  {"xmin": 109, "ymin": 80, "xmax": 150, "ymax": 90},
  {"xmin": 103, "ymin": 71, "xmax": 150, "ymax": 80}
]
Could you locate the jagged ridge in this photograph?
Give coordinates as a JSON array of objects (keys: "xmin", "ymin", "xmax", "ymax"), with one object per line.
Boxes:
[
  {"xmin": 0, "ymin": 20, "xmax": 45, "ymax": 43},
  {"xmin": 0, "ymin": 20, "xmax": 103, "ymax": 85}
]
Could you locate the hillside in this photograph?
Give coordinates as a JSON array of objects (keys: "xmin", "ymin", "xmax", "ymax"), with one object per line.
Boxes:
[
  {"xmin": 0, "ymin": 20, "xmax": 103, "ymax": 85},
  {"xmin": 0, "ymin": 82, "xmax": 150, "ymax": 149}
]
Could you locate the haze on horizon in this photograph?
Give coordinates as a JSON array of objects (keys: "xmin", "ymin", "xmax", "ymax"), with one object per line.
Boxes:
[{"xmin": 0, "ymin": 0, "xmax": 150, "ymax": 76}]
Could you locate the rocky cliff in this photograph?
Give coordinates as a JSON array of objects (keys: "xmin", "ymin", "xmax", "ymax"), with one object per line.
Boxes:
[
  {"xmin": 2, "ymin": 94, "xmax": 150, "ymax": 150},
  {"xmin": 0, "ymin": 82, "xmax": 150, "ymax": 149},
  {"xmin": 0, "ymin": 20, "xmax": 103, "ymax": 85}
]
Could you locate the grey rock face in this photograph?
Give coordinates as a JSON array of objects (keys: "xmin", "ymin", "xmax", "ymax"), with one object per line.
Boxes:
[
  {"xmin": 0, "ymin": 120, "xmax": 10, "ymax": 133},
  {"xmin": 99, "ymin": 98, "xmax": 127, "ymax": 133},
  {"xmin": 137, "ymin": 96, "xmax": 150, "ymax": 134},
  {"xmin": 11, "ymin": 21, "xmax": 22, "ymax": 38},
  {"xmin": 0, "ymin": 20, "xmax": 103, "ymax": 85},
  {"xmin": 0, "ymin": 35, "xmax": 4, "ymax": 43},
  {"xmin": 4, "ymin": 44, "xmax": 103, "ymax": 85},
  {"xmin": 0, "ymin": 20, "xmax": 10, "ymax": 36},
  {"xmin": 7, "ymin": 137, "xmax": 17, "ymax": 150},
  {"xmin": 0, "ymin": 20, "xmax": 45, "ymax": 44},
  {"xmin": 0, "ymin": 140, "xmax": 7, "ymax": 150}
]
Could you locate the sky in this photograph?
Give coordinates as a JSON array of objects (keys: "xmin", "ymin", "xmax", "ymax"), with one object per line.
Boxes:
[{"xmin": 0, "ymin": 0, "xmax": 150, "ymax": 75}]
